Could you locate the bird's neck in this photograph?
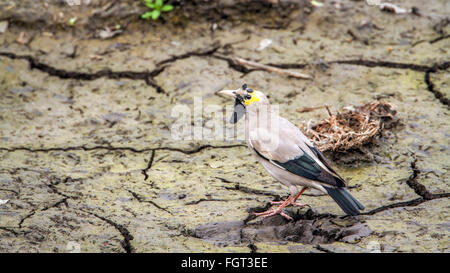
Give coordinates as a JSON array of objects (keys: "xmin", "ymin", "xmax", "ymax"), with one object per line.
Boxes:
[{"xmin": 245, "ymin": 105, "xmax": 276, "ymax": 131}]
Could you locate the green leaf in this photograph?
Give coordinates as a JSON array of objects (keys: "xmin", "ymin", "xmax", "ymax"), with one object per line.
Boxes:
[
  {"xmin": 151, "ymin": 9, "xmax": 161, "ymax": 20},
  {"xmin": 161, "ymin": 4, "xmax": 173, "ymax": 12},
  {"xmin": 310, "ymin": 0, "xmax": 324, "ymax": 7},
  {"xmin": 155, "ymin": 0, "xmax": 163, "ymax": 8},
  {"xmin": 144, "ymin": 0, "xmax": 155, "ymax": 8},
  {"xmin": 69, "ymin": 17, "xmax": 77, "ymax": 26},
  {"xmin": 141, "ymin": 12, "xmax": 152, "ymax": 19}
]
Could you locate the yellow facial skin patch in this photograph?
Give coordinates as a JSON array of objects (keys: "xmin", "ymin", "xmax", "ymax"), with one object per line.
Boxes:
[{"xmin": 243, "ymin": 94, "xmax": 260, "ymax": 106}]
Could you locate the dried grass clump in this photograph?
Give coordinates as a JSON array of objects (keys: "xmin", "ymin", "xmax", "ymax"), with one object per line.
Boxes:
[{"xmin": 300, "ymin": 101, "xmax": 399, "ymax": 152}]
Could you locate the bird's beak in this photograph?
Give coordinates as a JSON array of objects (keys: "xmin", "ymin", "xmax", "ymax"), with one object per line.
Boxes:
[
  {"xmin": 218, "ymin": 89, "xmax": 246, "ymax": 124},
  {"xmin": 218, "ymin": 89, "xmax": 237, "ymax": 98}
]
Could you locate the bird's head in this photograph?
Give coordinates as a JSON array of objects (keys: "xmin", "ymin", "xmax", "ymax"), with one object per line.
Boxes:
[{"xmin": 218, "ymin": 83, "xmax": 269, "ymax": 123}]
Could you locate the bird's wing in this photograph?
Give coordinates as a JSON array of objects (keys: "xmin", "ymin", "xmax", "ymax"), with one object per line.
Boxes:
[{"xmin": 249, "ymin": 117, "xmax": 346, "ymax": 188}]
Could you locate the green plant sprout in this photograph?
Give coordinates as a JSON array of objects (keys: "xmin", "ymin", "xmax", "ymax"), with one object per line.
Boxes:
[
  {"xmin": 141, "ymin": 0, "xmax": 173, "ymax": 20},
  {"xmin": 69, "ymin": 17, "xmax": 77, "ymax": 26}
]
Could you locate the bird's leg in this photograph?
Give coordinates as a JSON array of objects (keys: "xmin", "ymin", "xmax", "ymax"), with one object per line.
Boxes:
[
  {"xmin": 254, "ymin": 187, "xmax": 311, "ymax": 220},
  {"xmin": 270, "ymin": 187, "xmax": 309, "ymax": 207},
  {"xmin": 291, "ymin": 187, "xmax": 310, "ymax": 207},
  {"xmin": 254, "ymin": 196, "xmax": 295, "ymax": 221}
]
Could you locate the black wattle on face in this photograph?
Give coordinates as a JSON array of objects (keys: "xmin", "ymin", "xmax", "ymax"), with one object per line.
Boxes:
[{"xmin": 230, "ymin": 97, "xmax": 246, "ymax": 124}]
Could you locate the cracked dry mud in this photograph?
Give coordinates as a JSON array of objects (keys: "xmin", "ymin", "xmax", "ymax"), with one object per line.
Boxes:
[{"xmin": 0, "ymin": 0, "xmax": 449, "ymax": 253}]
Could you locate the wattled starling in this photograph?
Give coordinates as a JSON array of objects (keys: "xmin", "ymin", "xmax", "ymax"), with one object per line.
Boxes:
[{"xmin": 219, "ymin": 84, "xmax": 364, "ymax": 220}]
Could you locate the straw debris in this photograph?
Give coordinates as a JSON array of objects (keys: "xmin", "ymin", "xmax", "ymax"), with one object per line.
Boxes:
[{"xmin": 300, "ymin": 101, "xmax": 400, "ymax": 152}]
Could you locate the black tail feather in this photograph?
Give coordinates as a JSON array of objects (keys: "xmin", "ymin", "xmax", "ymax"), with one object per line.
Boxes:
[{"xmin": 325, "ymin": 187, "xmax": 365, "ymax": 216}]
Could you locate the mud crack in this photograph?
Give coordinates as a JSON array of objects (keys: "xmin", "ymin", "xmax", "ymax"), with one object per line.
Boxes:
[
  {"xmin": 223, "ymin": 184, "xmax": 282, "ymax": 199},
  {"xmin": 126, "ymin": 189, "xmax": 172, "ymax": 214},
  {"xmin": 0, "ymin": 144, "xmax": 245, "ymax": 154},
  {"xmin": 268, "ymin": 59, "xmax": 432, "ymax": 72},
  {"xmin": 157, "ymin": 45, "xmax": 220, "ymax": 66},
  {"xmin": 218, "ymin": 56, "xmax": 438, "ymax": 79},
  {"xmin": 361, "ymin": 197, "xmax": 425, "ymax": 215},
  {"xmin": 15, "ymin": 175, "xmax": 76, "ymax": 229},
  {"xmin": 0, "ymin": 188, "xmax": 19, "ymax": 196},
  {"xmin": 330, "ymin": 59, "xmax": 430, "ymax": 72},
  {"xmin": 405, "ymin": 157, "xmax": 450, "ymax": 200},
  {"xmin": 0, "ymin": 45, "xmax": 221, "ymax": 94},
  {"xmin": 424, "ymin": 61, "xmax": 450, "ymax": 107},
  {"xmin": 269, "ymin": 59, "xmax": 448, "ymax": 107},
  {"xmin": 361, "ymin": 157, "xmax": 449, "ymax": 215},
  {"xmin": 185, "ymin": 198, "xmax": 235, "ymax": 205},
  {"xmin": 429, "ymin": 34, "xmax": 450, "ymax": 44},
  {"xmin": 41, "ymin": 198, "xmax": 68, "ymax": 212},
  {"xmin": 84, "ymin": 211, "xmax": 134, "ymax": 253},
  {"xmin": 0, "ymin": 226, "xmax": 18, "ymax": 236},
  {"xmin": 0, "ymin": 52, "xmax": 168, "ymax": 93},
  {"xmin": 334, "ymin": 59, "xmax": 449, "ymax": 107},
  {"xmin": 18, "ymin": 210, "xmax": 37, "ymax": 229},
  {"xmin": 141, "ymin": 150, "xmax": 156, "ymax": 181}
]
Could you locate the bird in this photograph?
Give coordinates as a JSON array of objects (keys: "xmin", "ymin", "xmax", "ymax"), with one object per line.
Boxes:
[{"xmin": 218, "ymin": 84, "xmax": 364, "ymax": 220}]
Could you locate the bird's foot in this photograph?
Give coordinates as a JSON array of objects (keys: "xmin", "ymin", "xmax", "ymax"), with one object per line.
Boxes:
[
  {"xmin": 253, "ymin": 195, "xmax": 308, "ymax": 221},
  {"xmin": 254, "ymin": 208, "xmax": 293, "ymax": 221},
  {"xmin": 270, "ymin": 200, "xmax": 310, "ymax": 208}
]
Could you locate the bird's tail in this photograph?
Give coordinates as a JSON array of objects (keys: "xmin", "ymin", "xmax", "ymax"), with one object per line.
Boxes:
[{"xmin": 325, "ymin": 187, "xmax": 365, "ymax": 216}]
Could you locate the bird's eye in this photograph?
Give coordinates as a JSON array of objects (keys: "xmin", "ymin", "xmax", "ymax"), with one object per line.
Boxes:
[
  {"xmin": 242, "ymin": 83, "xmax": 247, "ymax": 90},
  {"xmin": 244, "ymin": 94, "xmax": 252, "ymax": 100},
  {"xmin": 247, "ymin": 89, "xmax": 253, "ymax": 93}
]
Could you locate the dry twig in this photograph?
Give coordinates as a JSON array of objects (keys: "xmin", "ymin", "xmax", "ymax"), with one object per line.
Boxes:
[{"xmin": 213, "ymin": 53, "xmax": 312, "ymax": 79}]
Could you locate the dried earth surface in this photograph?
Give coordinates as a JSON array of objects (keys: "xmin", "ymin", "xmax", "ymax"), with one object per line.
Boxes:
[{"xmin": 0, "ymin": 0, "xmax": 449, "ymax": 252}]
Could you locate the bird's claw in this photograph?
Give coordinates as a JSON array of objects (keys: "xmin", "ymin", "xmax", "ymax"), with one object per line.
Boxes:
[
  {"xmin": 254, "ymin": 192, "xmax": 310, "ymax": 221},
  {"xmin": 254, "ymin": 209, "xmax": 293, "ymax": 221},
  {"xmin": 270, "ymin": 200, "xmax": 310, "ymax": 208}
]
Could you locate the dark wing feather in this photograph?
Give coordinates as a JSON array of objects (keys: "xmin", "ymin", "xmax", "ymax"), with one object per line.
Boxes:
[
  {"xmin": 309, "ymin": 146, "xmax": 347, "ymax": 186},
  {"xmin": 272, "ymin": 147, "xmax": 344, "ymax": 187}
]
